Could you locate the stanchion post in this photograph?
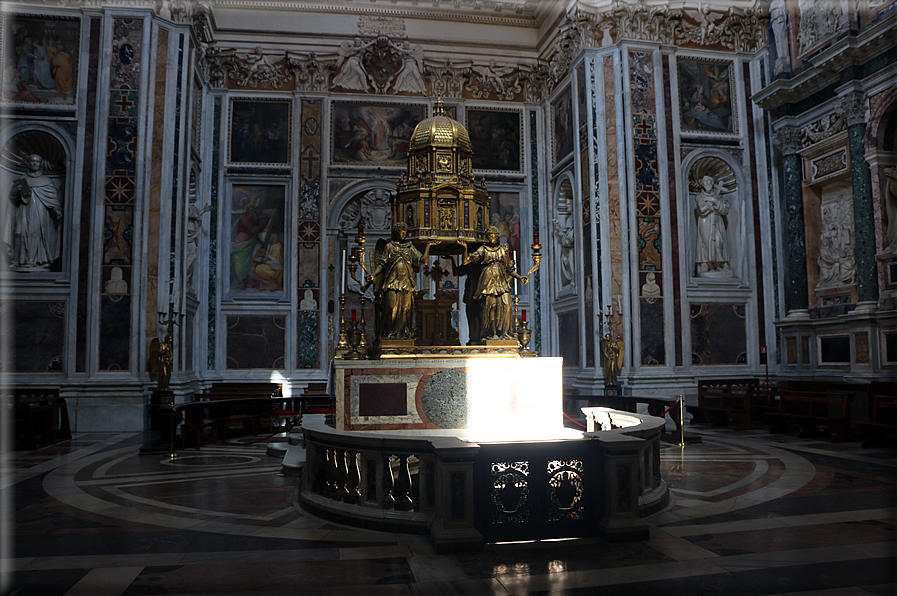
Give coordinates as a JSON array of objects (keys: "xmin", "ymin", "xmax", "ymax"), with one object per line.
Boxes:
[
  {"xmin": 679, "ymin": 394, "xmax": 685, "ymax": 447},
  {"xmin": 168, "ymin": 403, "xmax": 178, "ymax": 459}
]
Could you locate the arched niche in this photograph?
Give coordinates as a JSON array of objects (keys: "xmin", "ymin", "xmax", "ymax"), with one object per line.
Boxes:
[
  {"xmin": 864, "ymin": 88, "xmax": 897, "ymax": 294},
  {"xmin": 681, "ymin": 153, "xmax": 746, "ymax": 282},
  {"xmin": 550, "ymin": 175, "xmax": 577, "ymax": 297},
  {"xmin": 1, "ymin": 129, "xmax": 70, "ymax": 273}
]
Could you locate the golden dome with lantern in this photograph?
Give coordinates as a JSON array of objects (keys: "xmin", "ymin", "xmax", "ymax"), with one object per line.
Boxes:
[{"xmin": 395, "ymin": 98, "xmax": 490, "ymax": 254}]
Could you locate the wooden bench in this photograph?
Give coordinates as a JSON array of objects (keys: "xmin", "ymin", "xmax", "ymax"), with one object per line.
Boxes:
[
  {"xmin": 197, "ymin": 382, "xmax": 281, "ymax": 401},
  {"xmin": 13, "ymin": 388, "xmax": 71, "ymax": 450},
  {"xmin": 857, "ymin": 392, "xmax": 897, "ymax": 448},
  {"xmin": 765, "ymin": 388, "xmax": 860, "ymax": 442},
  {"xmin": 687, "ymin": 379, "xmax": 773, "ymax": 431}
]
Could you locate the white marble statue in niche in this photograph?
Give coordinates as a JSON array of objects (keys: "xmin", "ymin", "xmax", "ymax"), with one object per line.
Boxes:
[
  {"xmin": 817, "ymin": 196, "xmax": 856, "ymax": 289},
  {"xmin": 552, "ymin": 193, "xmax": 575, "ymax": 286},
  {"xmin": 7, "ymin": 153, "xmax": 62, "ymax": 271},
  {"xmin": 690, "ymin": 159, "xmax": 737, "ymax": 278},
  {"xmin": 186, "ymin": 199, "xmax": 212, "ymax": 288}
]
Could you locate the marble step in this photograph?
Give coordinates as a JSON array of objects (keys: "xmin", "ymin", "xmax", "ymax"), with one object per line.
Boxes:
[{"xmin": 281, "ymin": 443, "xmax": 306, "ymax": 477}]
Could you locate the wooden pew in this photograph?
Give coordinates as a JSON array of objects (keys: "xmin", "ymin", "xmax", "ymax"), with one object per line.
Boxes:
[
  {"xmin": 13, "ymin": 388, "xmax": 71, "ymax": 450},
  {"xmin": 857, "ymin": 391, "xmax": 897, "ymax": 448},
  {"xmin": 687, "ymin": 379, "xmax": 772, "ymax": 430},
  {"xmin": 765, "ymin": 387, "xmax": 860, "ymax": 442}
]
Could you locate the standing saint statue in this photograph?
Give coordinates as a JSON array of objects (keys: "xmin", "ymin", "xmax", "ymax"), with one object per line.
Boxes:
[
  {"xmin": 694, "ymin": 174, "xmax": 731, "ymax": 277},
  {"xmin": 367, "ymin": 222, "xmax": 438, "ymax": 340},
  {"xmin": 459, "ymin": 226, "xmax": 528, "ymax": 341},
  {"xmin": 7, "ymin": 153, "xmax": 62, "ymax": 270}
]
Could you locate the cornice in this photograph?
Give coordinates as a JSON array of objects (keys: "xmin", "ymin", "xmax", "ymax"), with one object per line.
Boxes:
[{"xmin": 753, "ymin": 12, "xmax": 897, "ymax": 110}]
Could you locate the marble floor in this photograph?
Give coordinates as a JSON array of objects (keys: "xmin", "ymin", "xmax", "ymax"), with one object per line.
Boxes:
[{"xmin": 2, "ymin": 425, "xmax": 895, "ymax": 595}]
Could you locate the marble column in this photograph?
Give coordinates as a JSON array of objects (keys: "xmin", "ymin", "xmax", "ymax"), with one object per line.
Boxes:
[
  {"xmin": 773, "ymin": 125, "xmax": 809, "ymax": 313},
  {"xmin": 840, "ymin": 93, "xmax": 879, "ymax": 304}
]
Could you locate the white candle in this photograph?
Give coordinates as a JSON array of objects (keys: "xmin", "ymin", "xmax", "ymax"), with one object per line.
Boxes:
[
  {"xmin": 341, "ymin": 250, "xmax": 346, "ymax": 294},
  {"xmin": 513, "ymin": 251, "xmax": 518, "ymax": 294}
]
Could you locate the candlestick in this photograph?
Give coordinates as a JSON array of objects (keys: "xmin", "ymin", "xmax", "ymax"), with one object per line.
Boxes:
[
  {"xmin": 513, "ymin": 251, "xmax": 518, "ymax": 294},
  {"xmin": 341, "ymin": 249, "xmax": 346, "ymax": 294}
]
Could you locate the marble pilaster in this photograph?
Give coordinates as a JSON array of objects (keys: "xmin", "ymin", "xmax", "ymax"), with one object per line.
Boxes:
[
  {"xmin": 774, "ymin": 125, "xmax": 809, "ymax": 313},
  {"xmin": 841, "ymin": 94, "xmax": 878, "ymax": 304}
]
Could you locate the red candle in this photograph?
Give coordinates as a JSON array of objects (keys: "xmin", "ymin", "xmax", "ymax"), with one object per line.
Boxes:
[
  {"xmin": 351, "ymin": 247, "xmax": 357, "ymax": 258},
  {"xmin": 534, "ymin": 232, "xmax": 540, "ymax": 245},
  {"xmin": 522, "ymin": 309, "xmax": 527, "ymax": 322},
  {"xmin": 358, "ymin": 225, "xmax": 364, "ymax": 237},
  {"xmin": 352, "ymin": 309, "xmax": 357, "ymax": 322}
]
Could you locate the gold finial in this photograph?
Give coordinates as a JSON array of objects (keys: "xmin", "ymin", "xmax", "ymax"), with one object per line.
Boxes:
[{"xmin": 433, "ymin": 97, "xmax": 446, "ymax": 116}]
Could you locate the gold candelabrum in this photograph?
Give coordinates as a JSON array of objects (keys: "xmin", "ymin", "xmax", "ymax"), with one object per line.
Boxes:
[
  {"xmin": 335, "ymin": 226, "xmax": 371, "ymax": 359},
  {"xmin": 515, "ymin": 235, "xmax": 542, "ymax": 353}
]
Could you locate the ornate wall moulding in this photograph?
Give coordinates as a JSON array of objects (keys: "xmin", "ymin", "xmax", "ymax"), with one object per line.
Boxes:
[{"xmin": 809, "ymin": 148, "xmax": 849, "ymax": 183}]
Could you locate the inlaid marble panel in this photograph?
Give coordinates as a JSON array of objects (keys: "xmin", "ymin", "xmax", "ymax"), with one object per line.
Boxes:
[
  {"xmin": 690, "ymin": 303, "xmax": 747, "ymax": 365},
  {"xmin": 639, "ymin": 297, "xmax": 665, "ymax": 366},
  {"xmin": 225, "ymin": 316, "xmax": 286, "ymax": 369},
  {"xmin": 0, "ymin": 302, "xmax": 64, "ymax": 372}
]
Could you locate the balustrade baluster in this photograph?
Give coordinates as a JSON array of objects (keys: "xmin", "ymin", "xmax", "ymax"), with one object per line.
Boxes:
[
  {"xmin": 382, "ymin": 454, "xmax": 395, "ymax": 509},
  {"xmin": 345, "ymin": 451, "xmax": 361, "ymax": 504},
  {"xmin": 394, "ymin": 454, "xmax": 414, "ymax": 511},
  {"xmin": 311, "ymin": 443, "xmax": 326, "ymax": 495},
  {"xmin": 335, "ymin": 448, "xmax": 349, "ymax": 501},
  {"xmin": 323, "ymin": 447, "xmax": 337, "ymax": 498}
]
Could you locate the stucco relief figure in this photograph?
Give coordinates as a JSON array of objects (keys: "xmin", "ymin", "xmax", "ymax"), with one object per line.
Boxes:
[
  {"xmin": 105, "ymin": 266, "xmax": 128, "ymax": 294},
  {"xmin": 368, "ymin": 222, "xmax": 437, "ymax": 340},
  {"xmin": 693, "ymin": 174, "xmax": 732, "ymax": 277},
  {"xmin": 883, "ymin": 167, "xmax": 897, "ymax": 251},
  {"xmin": 391, "ymin": 42, "xmax": 426, "ymax": 94},
  {"xmin": 817, "ymin": 203, "xmax": 857, "ymax": 289},
  {"xmin": 552, "ymin": 196, "xmax": 575, "ymax": 285},
  {"xmin": 642, "ymin": 272, "xmax": 661, "ymax": 297},
  {"xmin": 7, "ymin": 154, "xmax": 62, "ymax": 271},
  {"xmin": 769, "ymin": 0, "xmax": 790, "ymax": 73},
  {"xmin": 459, "ymin": 226, "xmax": 528, "ymax": 341},
  {"xmin": 333, "ymin": 39, "xmax": 373, "ymax": 92},
  {"xmin": 185, "ymin": 202, "xmax": 212, "ymax": 286}
]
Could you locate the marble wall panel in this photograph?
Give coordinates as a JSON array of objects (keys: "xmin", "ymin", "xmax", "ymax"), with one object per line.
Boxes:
[
  {"xmin": 297, "ymin": 310, "xmax": 318, "ymax": 369},
  {"xmin": 225, "ymin": 316, "xmax": 286, "ymax": 369},
  {"xmin": 639, "ymin": 297, "xmax": 665, "ymax": 366},
  {"xmin": 99, "ymin": 18, "xmax": 143, "ymax": 372},
  {"xmin": 630, "ymin": 50, "xmax": 665, "ymax": 366},
  {"xmin": 76, "ymin": 17, "xmax": 102, "ymax": 372},
  {"xmin": 299, "ymin": 98, "xmax": 323, "ymax": 370},
  {"xmin": 99, "ymin": 295, "xmax": 131, "ymax": 371},
  {"xmin": 0, "ymin": 302, "xmax": 64, "ymax": 372},
  {"xmin": 605, "ymin": 56, "xmax": 623, "ymax": 316},
  {"xmin": 690, "ymin": 303, "xmax": 747, "ymax": 365},
  {"xmin": 558, "ymin": 312, "xmax": 580, "ymax": 367}
]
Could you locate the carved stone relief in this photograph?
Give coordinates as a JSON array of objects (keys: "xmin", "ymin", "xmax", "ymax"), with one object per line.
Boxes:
[
  {"xmin": 797, "ymin": 0, "xmax": 844, "ymax": 55},
  {"xmin": 816, "ymin": 185, "xmax": 857, "ymax": 290},
  {"xmin": 338, "ymin": 188, "xmax": 393, "ymax": 233}
]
